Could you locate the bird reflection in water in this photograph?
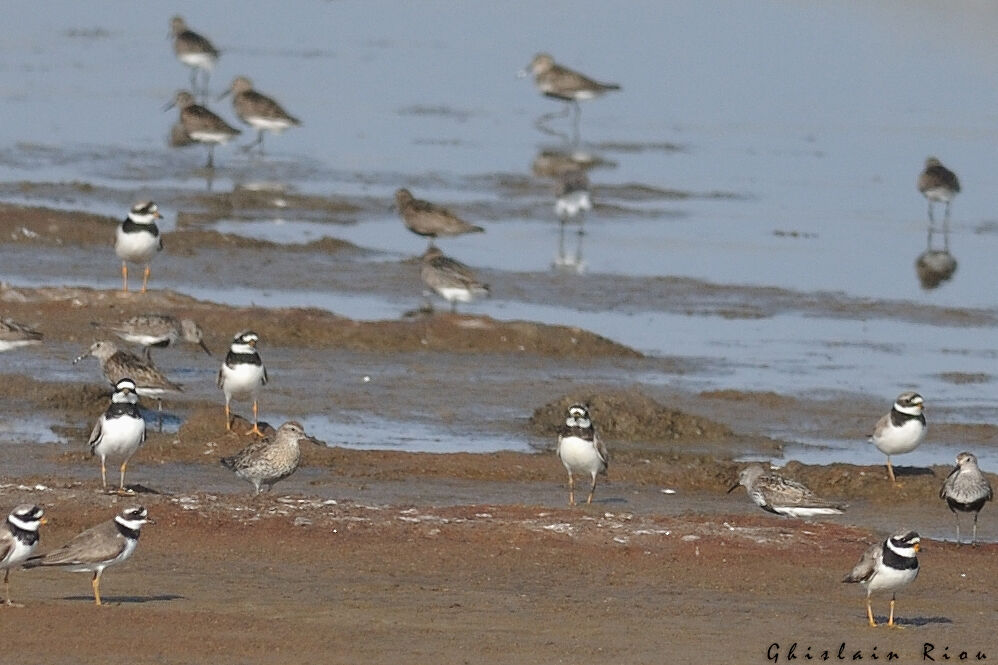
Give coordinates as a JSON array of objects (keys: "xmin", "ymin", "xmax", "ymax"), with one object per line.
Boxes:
[
  {"xmin": 915, "ymin": 219, "xmax": 957, "ymax": 290},
  {"xmin": 553, "ymin": 170, "xmax": 591, "ymax": 273}
]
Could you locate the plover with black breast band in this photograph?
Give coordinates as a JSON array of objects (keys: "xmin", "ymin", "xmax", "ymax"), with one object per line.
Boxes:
[
  {"xmin": 843, "ymin": 530, "xmax": 921, "ymax": 628},
  {"xmin": 25, "ymin": 506, "xmax": 153, "ymax": 606},
  {"xmin": 868, "ymin": 391, "xmax": 926, "ymax": 485},
  {"xmin": 218, "ymin": 330, "xmax": 268, "ymax": 436},
  {"xmin": 88, "ymin": 378, "xmax": 146, "ymax": 495},
  {"xmin": 115, "ymin": 201, "xmax": 163, "ymax": 294},
  {"xmin": 0, "ymin": 504, "xmax": 46, "ymax": 607},
  {"xmin": 556, "ymin": 403, "xmax": 608, "ymax": 506}
]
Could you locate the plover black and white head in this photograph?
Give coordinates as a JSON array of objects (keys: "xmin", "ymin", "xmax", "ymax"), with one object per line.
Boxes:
[
  {"xmin": 420, "ymin": 246, "xmax": 490, "ymax": 313},
  {"xmin": 556, "ymin": 404, "xmax": 608, "ymax": 506},
  {"xmin": 217, "ymin": 330, "xmax": 268, "ymax": 436},
  {"xmin": 170, "ymin": 16, "xmax": 218, "ymax": 94},
  {"xmin": 727, "ymin": 464, "xmax": 846, "ymax": 518},
  {"xmin": 842, "ymin": 529, "xmax": 921, "ymax": 628},
  {"xmin": 940, "ymin": 452, "xmax": 993, "ymax": 546},
  {"xmin": 88, "ymin": 378, "xmax": 146, "ymax": 495},
  {"xmin": 0, "ymin": 317, "xmax": 42, "ymax": 352},
  {"xmin": 115, "ymin": 202, "xmax": 163, "ymax": 294},
  {"xmin": 25, "ymin": 506, "xmax": 153, "ymax": 606},
  {"xmin": 100, "ymin": 313, "xmax": 211, "ymax": 361},
  {"xmin": 221, "ymin": 421, "xmax": 323, "ymax": 495},
  {"xmin": 0, "ymin": 504, "xmax": 45, "ymax": 606},
  {"xmin": 918, "ymin": 157, "xmax": 960, "ymax": 224},
  {"xmin": 164, "ymin": 91, "xmax": 240, "ymax": 169},
  {"xmin": 218, "ymin": 76, "xmax": 300, "ymax": 154},
  {"xmin": 519, "ymin": 53, "xmax": 620, "ymax": 144},
  {"xmin": 869, "ymin": 391, "xmax": 926, "ymax": 485},
  {"xmin": 394, "ymin": 189, "xmax": 484, "ymax": 246}
]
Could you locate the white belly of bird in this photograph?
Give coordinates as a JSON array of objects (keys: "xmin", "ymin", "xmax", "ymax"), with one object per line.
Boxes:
[
  {"xmin": 69, "ymin": 537, "xmax": 136, "ymax": 574},
  {"xmin": 558, "ymin": 436, "xmax": 604, "ymax": 477},
  {"xmin": 872, "ymin": 420, "xmax": 925, "ymax": 455},
  {"xmin": 866, "ymin": 563, "xmax": 918, "ymax": 594},
  {"xmin": 923, "ymin": 186, "xmax": 954, "ymax": 203},
  {"xmin": 246, "ymin": 116, "xmax": 293, "ymax": 132},
  {"xmin": 0, "ymin": 340, "xmax": 40, "ymax": 352},
  {"xmin": 189, "ymin": 130, "xmax": 234, "ymax": 144},
  {"xmin": 115, "ymin": 227, "xmax": 160, "ymax": 264},
  {"xmin": 1, "ymin": 537, "xmax": 36, "ymax": 568},
  {"xmin": 773, "ymin": 505, "xmax": 842, "ymax": 518},
  {"xmin": 94, "ymin": 416, "xmax": 145, "ymax": 461},
  {"xmin": 179, "ymin": 52, "xmax": 215, "ymax": 69},
  {"xmin": 437, "ymin": 286, "xmax": 474, "ymax": 303},
  {"xmin": 222, "ymin": 363, "xmax": 265, "ymax": 400}
]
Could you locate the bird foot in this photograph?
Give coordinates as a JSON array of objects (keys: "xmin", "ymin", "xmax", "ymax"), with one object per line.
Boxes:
[{"xmin": 116, "ymin": 487, "xmax": 136, "ymax": 496}]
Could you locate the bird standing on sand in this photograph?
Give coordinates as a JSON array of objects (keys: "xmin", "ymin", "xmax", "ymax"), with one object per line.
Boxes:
[
  {"xmin": 221, "ymin": 421, "xmax": 322, "ymax": 495},
  {"xmin": 115, "ymin": 202, "xmax": 163, "ymax": 294},
  {"xmin": 0, "ymin": 504, "xmax": 45, "ymax": 606},
  {"xmin": 940, "ymin": 451, "xmax": 993, "ymax": 546},
  {"xmin": 727, "ymin": 464, "xmax": 846, "ymax": 518},
  {"xmin": 218, "ymin": 330, "xmax": 268, "ymax": 436},
  {"xmin": 88, "ymin": 378, "xmax": 146, "ymax": 495},
  {"xmin": 556, "ymin": 404, "xmax": 608, "ymax": 506},
  {"xmin": 170, "ymin": 16, "xmax": 219, "ymax": 94},
  {"xmin": 420, "ymin": 246, "xmax": 490, "ymax": 313},
  {"xmin": 164, "ymin": 91, "xmax": 240, "ymax": 169},
  {"xmin": 25, "ymin": 506, "xmax": 153, "ymax": 606},
  {"xmin": 395, "ymin": 188, "xmax": 484, "ymax": 246},
  {"xmin": 917, "ymin": 157, "xmax": 960, "ymax": 224},
  {"xmin": 219, "ymin": 76, "xmax": 300, "ymax": 154},
  {"xmin": 868, "ymin": 392, "xmax": 926, "ymax": 485},
  {"xmin": 842, "ymin": 530, "xmax": 920, "ymax": 628}
]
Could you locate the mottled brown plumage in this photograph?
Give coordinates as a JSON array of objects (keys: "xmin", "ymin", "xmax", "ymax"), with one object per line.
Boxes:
[
  {"xmin": 220, "ymin": 421, "xmax": 321, "ymax": 494},
  {"xmin": 395, "ymin": 189, "xmax": 484, "ymax": 242}
]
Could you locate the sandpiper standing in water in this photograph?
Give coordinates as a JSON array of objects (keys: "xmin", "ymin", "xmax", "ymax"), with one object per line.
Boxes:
[
  {"xmin": 420, "ymin": 246, "xmax": 490, "ymax": 313},
  {"xmin": 165, "ymin": 91, "xmax": 240, "ymax": 169},
  {"xmin": 99, "ymin": 314, "xmax": 211, "ymax": 361},
  {"xmin": 395, "ymin": 188, "xmax": 484, "ymax": 247},
  {"xmin": 519, "ymin": 53, "xmax": 620, "ymax": 144},
  {"xmin": 219, "ymin": 76, "xmax": 300, "ymax": 154},
  {"xmin": 917, "ymin": 157, "xmax": 960, "ymax": 224},
  {"xmin": 170, "ymin": 16, "xmax": 219, "ymax": 95},
  {"xmin": 0, "ymin": 317, "xmax": 42, "ymax": 352},
  {"xmin": 115, "ymin": 202, "xmax": 163, "ymax": 293}
]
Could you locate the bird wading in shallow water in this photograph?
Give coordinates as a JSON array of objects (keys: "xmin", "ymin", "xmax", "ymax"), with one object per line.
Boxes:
[{"xmin": 219, "ymin": 76, "xmax": 300, "ymax": 154}]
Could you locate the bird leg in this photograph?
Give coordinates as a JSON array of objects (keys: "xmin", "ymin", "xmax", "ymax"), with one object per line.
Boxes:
[
  {"xmin": 206, "ymin": 145, "xmax": 215, "ymax": 170},
  {"xmin": 956, "ymin": 514, "xmax": 962, "ymax": 546},
  {"xmin": 121, "ymin": 262, "xmax": 128, "ymax": 293},
  {"xmin": 866, "ymin": 597, "xmax": 877, "ymax": 627},
  {"xmin": 100, "ymin": 457, "xmax": 108, "ymax": 492},
  {"xmin": 141, "ymin": 266, "xmax": 151, "ymax": 293},
  {"xmin": 570, "ymin": 101, "xmax": 581, "ymax": 147},
  {"xmin": 927, "ymin": 200, "xmax": 935, "ymax": 224},
  {"xmin": 972, "ymin": 512, "xmax": 978, "ymax": 547},
  {"xmin": 887, "ymin": 595, "xmax": 903, "ymax": 629},
  {"xmin": 944, "ymin": 200, "xmax": 951, "ymax": 224},
  {"xmin": 117, "ymin": 460, "xmax": 135, "ymax": 496},
  {"xmin": 92, "ymin": 570, "xmax": 102, "ymax": 606},
  {"xmin": 586, "ymin": 472, "xmax": 598, "ymax": 505},
  {"xmin": 250, "ymin": 400, "xmax": 263, "ymax": 437},
  {"xmin": 885, "ymin": 456, "xmax": 897, "ymax": 484},
  {"xmin": 567, "ymin": 473, "xmax": 576, "ymax": 506}
]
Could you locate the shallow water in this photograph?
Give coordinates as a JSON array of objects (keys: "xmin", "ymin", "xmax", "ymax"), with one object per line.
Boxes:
[{"xmin": 3, "ymin": 2, "xmax": 998, "ymax": 453}]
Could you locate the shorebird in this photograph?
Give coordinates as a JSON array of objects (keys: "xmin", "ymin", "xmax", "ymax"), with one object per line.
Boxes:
[
  {"xmin": 217, "ymin": 330, "xmax": 268, "ymax": 436},
  {"xmin": 73, "ymin": 341, "xmax": 182, "ymax": 399},
  {"xmin": 164, "ymin": 91, "xmax": 240, "ymax": 169},
  {"xmin": 88, "ymin": 378, "xmax": 146, "ymax": 495},
  {"xmin": 99, "ymin": 314, "xmax": 211, "ymax": 361},
  {"xmin": 557, "ymin": 404, "xmax": 608, "ymax": 506},
  {"xmin": 519, "ymin": 53, "xmax": 620, "ymax": 144},
  {"xmin": 25, "ymin": 506, "xmax": 153, "ymax": 606},
  {"xmin": 394, "ymin": 188, "xmax": 484, "ymax": 246},
  {"xmin": 420, "ymin": 246, "xmax": 490, "ymax": 313},
  {"xmin": 869, "ymin": 392, "xmax": 926, "ymax": 485},
  {"xmin": 115, "ymin": 202, "xmax": 163, "ymax": 293},
  {"xmin": 553, "ymin": 169, "xmax": 591, "ymax": 271},
  {"xmin": 0, "ymin": 317, "xmax": 42, "ymax": 352},
  {"xmin": 0, "ymin": 504, "xmax": 45, "ymax": 606},
  {"xmin": 170, "ymin": 16, "xmax": 218, "ymax": 94},
  {"xmin": 917, "ymin": 157, "xmax": 960, "ymax": 224},
  {"xmin": 940, "ymin": 452, "xmax": 993, "ymax": 545},
  {"xmin": 727, "ymin": 464, "xmax": 846, "ymax": 518},
  {"xmin": 843, "ymin": 530, "xmax": 921, "ymax": 628},
  {"xmin": 219, "ymin": 76, "xmax": 300, "ymax": 153},
  {"xmin": 221, "ymin": 421, "xmax": 322, "ymax": 495}
]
